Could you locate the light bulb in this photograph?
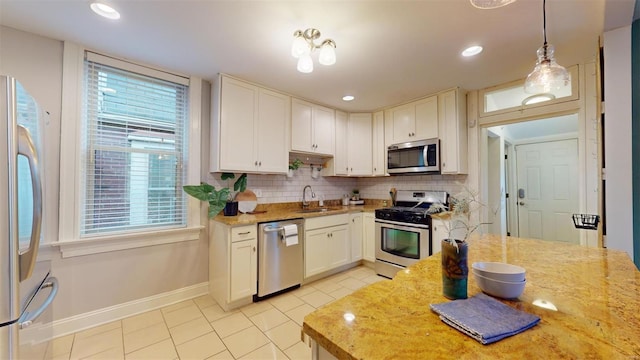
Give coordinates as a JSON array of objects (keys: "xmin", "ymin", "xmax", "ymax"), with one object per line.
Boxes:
[
  {"xmin": 469, "ymin": 0, "xmax": 516, "ymax": 9},
  {"xmin": 318, "ymin": 40, "xmax": 336, "ymax": 66},
  {"xmin": 297, "ymin": 53, "xmax": 313, "ymax": 73}
]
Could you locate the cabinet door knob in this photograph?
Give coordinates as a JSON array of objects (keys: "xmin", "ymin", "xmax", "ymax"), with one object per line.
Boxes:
[
  {"xmin": 253, "ymin": 247, "xmax": 256, "ymax": 252},
  {"xmin": 254, "ymin": 161, "xmax": 258, "ymax": 166},
  {"xmin": 258, "ymin": 161, "xmax": 262, "ymax": 166}
]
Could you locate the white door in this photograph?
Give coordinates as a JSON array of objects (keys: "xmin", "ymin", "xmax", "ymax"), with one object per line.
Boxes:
[{"xmin": 516, "ymin": 139, "xmax": 579, "ymax": 243}]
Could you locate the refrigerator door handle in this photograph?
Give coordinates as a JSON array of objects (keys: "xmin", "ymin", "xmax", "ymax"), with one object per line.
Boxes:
[
  {"xmin": 18, "ymin": 277, "xmax": 58, "ymax": 329},
  {"xmin": 17, "ymin": 124, "xmax": 43, "ymax": 282}
]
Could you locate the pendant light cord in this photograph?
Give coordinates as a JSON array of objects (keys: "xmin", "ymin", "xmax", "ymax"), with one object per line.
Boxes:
[{"xmin": 542, "ymin": 0, "xmax": 547, "ymax": 46}]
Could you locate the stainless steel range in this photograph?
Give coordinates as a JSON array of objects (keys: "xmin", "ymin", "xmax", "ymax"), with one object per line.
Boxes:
[{"xmin": 375, "ymin": 190, "xmax": 448, "ymax": 278}]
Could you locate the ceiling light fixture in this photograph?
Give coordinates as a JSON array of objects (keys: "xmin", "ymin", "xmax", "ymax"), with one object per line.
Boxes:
[
  {"xmin": 90, "ymin": 1, "xmax": 120, "ymax": 20},
  {"xmin": 469, "ymin": 0, "xmax": 516, "ymax": 9},
  {"xmin": 291, "ymin": 28, "xmax": 336, "ymax": 73},
  {"xmin": 522, "ymin": 93, "xmax": 555, "ymax": 105},
  {"xmin": 462, "ymin": 45, "xmax": 483, "ymax": 57},
  {"xmin": 342, "ymin": 95, "xmax": 355, "ymax": 101},
  {"xmin": 524, "ymin": 0, "xmax": 570, "ymax": 94}
]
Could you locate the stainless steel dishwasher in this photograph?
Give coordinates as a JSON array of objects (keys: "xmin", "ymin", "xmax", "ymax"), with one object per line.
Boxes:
[{"xmin": 256, "ymin": 219, "xmax": 304, "ymax": 300}]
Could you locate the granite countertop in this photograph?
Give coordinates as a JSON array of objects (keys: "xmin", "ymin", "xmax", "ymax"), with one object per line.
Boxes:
[
  {"xmin": 302, "ymin": 234, "xmax": 640, "ymax": 359},
  {"xmin": 211, "ymin": 200, "xmax": 384, "ymax": 226}
]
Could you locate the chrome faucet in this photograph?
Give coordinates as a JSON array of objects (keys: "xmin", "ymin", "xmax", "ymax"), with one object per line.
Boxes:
[{"xmin": 302, "ymin": 185, "xmax": 315, "ymax": 208}]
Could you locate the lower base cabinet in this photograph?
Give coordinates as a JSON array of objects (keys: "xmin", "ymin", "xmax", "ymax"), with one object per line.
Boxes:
[
  {"xmin": 209, "ymin": 221, "xmax": 257, "ymax": 311},
  {"xmin": 431, "ymin": 218, "xmax": 447, "ymax": 255},
  {"xmin": 305, "ymin": 214, "xmax": 350, "ymax": 279},
  {"xmin": 363, "ymin": 213, "xmax": 375, "ymax": 262}
]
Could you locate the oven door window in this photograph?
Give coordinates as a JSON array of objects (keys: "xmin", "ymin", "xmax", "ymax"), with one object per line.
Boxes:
[{"xmin": 381, "ymin": 227, "xmax": 420, "ymax": 259}]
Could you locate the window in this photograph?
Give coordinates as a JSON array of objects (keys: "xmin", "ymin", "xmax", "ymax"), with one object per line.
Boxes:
[
  {"xmin": 58, "ymin": 44, "xmax": 202, "ymax": 257},
  {"xmin": 81, "ymin": 53, "xmax": 188, "ymax": 236}
]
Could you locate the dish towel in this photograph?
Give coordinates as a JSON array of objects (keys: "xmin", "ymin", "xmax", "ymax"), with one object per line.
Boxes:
[
  {"xmin": 430, "ymin": 293, "xmax": 540, "ymax": 345},
  {"xmin": 282, "ymin": 224, "xmax": 298, "ymax": 246}
]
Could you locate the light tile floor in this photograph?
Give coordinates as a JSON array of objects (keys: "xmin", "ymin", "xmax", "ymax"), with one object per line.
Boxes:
[{"xmin": 42, "ymin": 265, "xmax": 387, "ymax": 360}]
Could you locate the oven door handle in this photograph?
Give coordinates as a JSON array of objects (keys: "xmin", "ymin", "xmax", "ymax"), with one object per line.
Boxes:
[{"xmin": 375, "ymin": 218, "xmax": 430, "ymax": 229}]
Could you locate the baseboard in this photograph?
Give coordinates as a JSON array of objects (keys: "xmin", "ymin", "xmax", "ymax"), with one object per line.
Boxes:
[{"xmin": 22, "ymin": 282, "xmax": 209, "ymax": 344}]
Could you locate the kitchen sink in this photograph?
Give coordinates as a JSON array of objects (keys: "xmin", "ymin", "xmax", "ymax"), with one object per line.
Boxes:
[{"xmin": 295, "ymin": 207, "xmax": 341, "ymax": 214}]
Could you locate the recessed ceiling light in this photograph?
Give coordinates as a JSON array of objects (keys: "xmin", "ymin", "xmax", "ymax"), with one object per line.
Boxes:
[
  {"xmin": 462, "ymin": 45, "xmax": 483, "ymax": 57},
  {"xmin": 90, "ymin": 2, "xmax": 121, "ymax": 20},
  {"xmin": 342, "ymin": 95, "xmax": 355, "ymax": 101}
]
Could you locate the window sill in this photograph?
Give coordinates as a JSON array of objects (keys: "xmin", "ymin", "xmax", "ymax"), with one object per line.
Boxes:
[{"xmin": 54, "ymin": 226, "xmax": 204, "ymax": 258}]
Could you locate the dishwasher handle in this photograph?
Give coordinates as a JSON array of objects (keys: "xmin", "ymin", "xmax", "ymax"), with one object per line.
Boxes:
[{"xmin": 264, "ymin": 226, "xmax": 284, "ymax": 233}]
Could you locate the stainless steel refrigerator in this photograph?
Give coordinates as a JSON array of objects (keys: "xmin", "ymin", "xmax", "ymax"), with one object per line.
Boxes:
[{"xmin": 1, "ymin": 75, "xmax": 58, "ymax": 359}]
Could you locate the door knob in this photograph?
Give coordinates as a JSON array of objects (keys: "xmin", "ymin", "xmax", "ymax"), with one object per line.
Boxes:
[{"xmin": 519, "ymin": 202, "xmax": 525, "ymax": 205}]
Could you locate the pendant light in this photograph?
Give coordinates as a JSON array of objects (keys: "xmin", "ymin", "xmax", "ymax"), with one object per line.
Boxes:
[{"xmin": 524, "ymin": 0, "xmax": 570, "ymax": 94}]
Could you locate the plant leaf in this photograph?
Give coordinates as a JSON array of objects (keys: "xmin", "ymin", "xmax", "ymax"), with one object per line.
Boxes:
[
  {"xmin": 234, "ymin": 173, "xmax": 247, "ymax": 192},
  {"xmin": 221, "ymin": 172, "xmax": 235, "ymax": 181},
  {"xmin": 207, "ymin": 188, "xmax": 231, "ymax": 217},
  {"xmin": 183, "ymin": 184, "xmax": 212, "ymax": 202}
]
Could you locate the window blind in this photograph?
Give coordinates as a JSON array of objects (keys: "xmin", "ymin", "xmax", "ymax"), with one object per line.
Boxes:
[{"xmin": 81, "ymin": 56, "xmax": 189, "ymax": 236}]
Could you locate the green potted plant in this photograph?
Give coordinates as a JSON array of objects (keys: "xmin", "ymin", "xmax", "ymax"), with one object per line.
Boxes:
[
  {"xmin": 287, "ymin": 158, "xmax": 304, "ymax": 178},
  {"xmin": 183, "ymin": 172, "xmax": 247, "ymax": 217}
]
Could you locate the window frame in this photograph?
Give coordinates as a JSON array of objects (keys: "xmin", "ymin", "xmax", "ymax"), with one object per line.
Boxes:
[{"xmin": 58, "ymin": 42, "xmax": 203, "ymax": 258}]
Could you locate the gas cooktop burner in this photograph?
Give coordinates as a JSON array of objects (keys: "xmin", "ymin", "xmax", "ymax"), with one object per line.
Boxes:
[{"xmin": 375, "ymin": 190, "xmax": 448, "ymax": 225}]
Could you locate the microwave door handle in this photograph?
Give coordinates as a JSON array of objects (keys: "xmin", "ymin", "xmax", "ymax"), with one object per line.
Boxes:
[
  {"xmin": 17, "ymin": 125, "xmax": 43, "ymax": 282},
  {"xmin": 18, "ymin": 277, "xmax": 58, "ymax": 329}
]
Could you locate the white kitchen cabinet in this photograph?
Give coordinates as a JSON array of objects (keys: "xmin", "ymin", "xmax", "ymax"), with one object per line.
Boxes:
[
  {"xmin": 230, "ymin": 238, "xmax": 257, "ymax": 301},
  {"xmin": 325, "ymin": 112, "xmax": 373, "ymax": 176},
  {"xmin": 372, "ymin": 111, "xmax": 386, "ymax": 176},
  {"xmin": 385, "ymin": 95, "xmax": 438, "ymax": 146},
  {"xmin": 431, "ymin": 218, "xmax": 448, "ymax": 255},
  {"xmin": 291, "ymin": 98, "xmax": 335, "ymax": 156},
  {"xmin": 211, "ymin": 75, "xmax": 290, "ymax": 173},
  {"xmin": 304, "ymin": 214, "xmax": 350, "ymax": 279},
  {"xmin": 438, "ymin": 88, "xmax": 468, "ymax": 174},
  {"xmin": 209, "ymin": 222, "xmax": 257, "ymax": 310},
  {"xmin": 347, "ymin": 113, "xmax": 373, "ymax": 175},
  {"xmin": 333, "ymin": 110, "xmax": 349, "ymax": 175},
  {"xmin": 363, "ymin": 212, "xmax": 376, "ymax": 262},
  {"xmin": 350, "ymin": 213, "xmax": 363, "ymax": 261}
]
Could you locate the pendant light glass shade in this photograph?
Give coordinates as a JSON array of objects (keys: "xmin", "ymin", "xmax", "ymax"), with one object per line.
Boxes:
[
  {"xmin": 524, "ymin": 44, "xmax": 570, "ymax": 94},
  {"xmin": 469, "ymin": 0, "xmax": 516, "ymax": 9},
  {"xmin": 297, "ymin": 53, "xmax": 314, "ymax": 73},
  {"xmin": 318, "ymin": 40, "xmax": 336, "ymax": 66},
  {"xmin": 291, "ymin": 33, "xmax": 308, "ymax": 58}
]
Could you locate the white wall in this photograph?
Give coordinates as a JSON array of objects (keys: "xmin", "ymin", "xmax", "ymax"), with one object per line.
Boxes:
[
  {"xmin": 603, "ymin": 26, "xmax": 634, "ymax": 258},
  {"xmin": 0, "ymin": 26, "xmax": 209, "ymax": 323}
]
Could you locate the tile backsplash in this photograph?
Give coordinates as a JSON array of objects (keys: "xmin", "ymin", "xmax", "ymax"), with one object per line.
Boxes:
[{"xmin": 205, "ymin": 168, "xmax": 467, "ymax": 204}]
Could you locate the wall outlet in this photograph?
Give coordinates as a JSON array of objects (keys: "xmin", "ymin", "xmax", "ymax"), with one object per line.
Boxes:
[{"xmin": 254, "ymin": 189, "xmax": 262, "ymax": 197}]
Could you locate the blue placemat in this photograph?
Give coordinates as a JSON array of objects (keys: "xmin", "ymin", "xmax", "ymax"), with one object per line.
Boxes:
[{"xmin": 430, "ymin": 293, "xmax": 540, "ymax": 344}]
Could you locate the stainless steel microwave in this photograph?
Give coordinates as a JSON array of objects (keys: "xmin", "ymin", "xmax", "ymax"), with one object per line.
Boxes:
[{"xmin": 387, "ymin": 138, "xmax": 440, "ymax": 174}]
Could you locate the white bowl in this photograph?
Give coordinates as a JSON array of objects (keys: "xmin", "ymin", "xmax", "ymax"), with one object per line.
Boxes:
[
  {"xmin": 472, "ymin": 262, "xmax": 526, "ymax": 282},
  {"xmin": 473, "ymin": 272, "xmax": 526, "ymax": 299}
]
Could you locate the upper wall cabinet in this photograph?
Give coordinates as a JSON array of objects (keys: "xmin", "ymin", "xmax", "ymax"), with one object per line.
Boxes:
[
  {"xmin": 438, "ymin": 88, "xmax": 467, "ymax": 174},
  {"xmin": 384, "ymin": 95, "xmax": 438, "ymax": 146},
  {"xmin": 291, "ymin": 98, "xmax": 335, "ymax": 156},
  {"xmin": 372, "ymin": 111, "xmax": 386, "ymax": 176},
  {"xmin": 325, "ymin": 112, "xmax": 373, "ymax": 176},
  {"xmin": 210, "ymin": 75, "xmax": 290, "ymax": 174}
]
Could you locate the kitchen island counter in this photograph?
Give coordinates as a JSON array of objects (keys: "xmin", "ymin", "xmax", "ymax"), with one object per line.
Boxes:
[{"xmin": 302, "ymin": 234, "xmax": 640, "ymax": 359}]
